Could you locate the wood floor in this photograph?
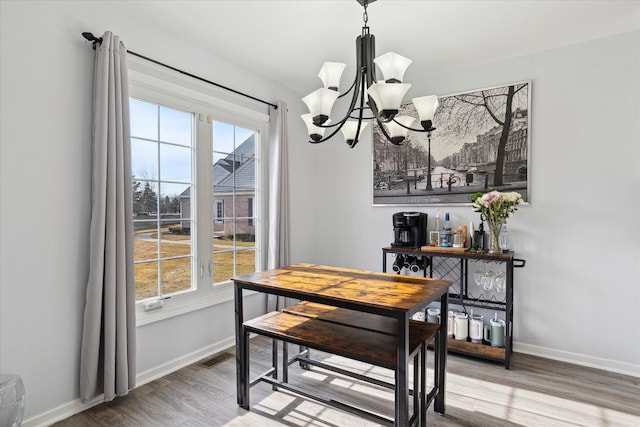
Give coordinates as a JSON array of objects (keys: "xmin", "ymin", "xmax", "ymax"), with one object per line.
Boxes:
[{"xmin": 54, "ymin": 336, "xmax": 640, "ymax": 426}]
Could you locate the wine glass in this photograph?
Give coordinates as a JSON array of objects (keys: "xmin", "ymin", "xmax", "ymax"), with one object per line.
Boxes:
[
  {"xmin": 481, "ymin": 264, "xmax": 495, "ymax": 291},
  {"xmin": 494, "ymin": 271, "xmax": 506, "ymax": 294},
  {"xmin": 473, "ymin": 270, "xmax": 484, "ymax": 287}
]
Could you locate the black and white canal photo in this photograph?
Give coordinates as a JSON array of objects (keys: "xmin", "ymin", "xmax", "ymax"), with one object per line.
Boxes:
[{"xmin": 373, "ymin": 81, "xmax": 531, "ymax": 205}]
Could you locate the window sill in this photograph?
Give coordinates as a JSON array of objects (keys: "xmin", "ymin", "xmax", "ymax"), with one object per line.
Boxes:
[{"xmin": 135, "ymin": 282, "xmax": 256, "ymax": 327}]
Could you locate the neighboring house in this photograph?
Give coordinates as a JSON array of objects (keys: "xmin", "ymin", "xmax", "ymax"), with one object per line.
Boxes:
[
  {"xmin": 179, "ymin": 134, "xmax": 256, "ymax": 239},
  {"xmin": 454, "ymin": 108, "xmax": 528, "ymax": 182}
]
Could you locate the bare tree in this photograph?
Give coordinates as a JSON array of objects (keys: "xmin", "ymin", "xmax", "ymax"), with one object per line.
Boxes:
[{"xmin": 435, "ymin": 83, "xmax": 528, "ymax": 186}]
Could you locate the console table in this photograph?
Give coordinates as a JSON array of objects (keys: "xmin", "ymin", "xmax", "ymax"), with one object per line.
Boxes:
[{"xmin": 382, "ymin": 247, "xmax": 525, "ymax": 368}]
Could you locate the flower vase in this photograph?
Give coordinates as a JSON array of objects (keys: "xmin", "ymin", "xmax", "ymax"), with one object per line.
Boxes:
[{"xmin": 488, "ymin": 222, "xmax": 503, "ymax": 254}]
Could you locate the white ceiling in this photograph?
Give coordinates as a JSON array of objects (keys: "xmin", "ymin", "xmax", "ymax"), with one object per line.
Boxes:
[{"xmin": 121, "ymin": 0, "xmax": 639, "ymax": 96}]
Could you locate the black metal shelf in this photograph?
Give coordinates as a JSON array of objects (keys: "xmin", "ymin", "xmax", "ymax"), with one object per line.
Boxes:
[{"xmin": 382, "ymin": 246, "xmax": 525, "ymax": 369}]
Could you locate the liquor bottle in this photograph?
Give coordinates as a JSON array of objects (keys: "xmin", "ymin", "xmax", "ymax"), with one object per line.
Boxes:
[
  {"xmin": 440, "ymin": 212, "xmax": 453, "ymax": 247},
  {"xmin": 443, "ymin": 212, "xmax": 451, "ymax": 231},
  {"xmin": 478, "ymin": 220, "xmax": 485, "ymax": 250}
]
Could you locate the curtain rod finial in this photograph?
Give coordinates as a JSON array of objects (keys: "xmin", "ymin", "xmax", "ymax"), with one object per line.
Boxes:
[{"xmin": 82, "ymin": 32, "xmax": 102, "ymax": 48}]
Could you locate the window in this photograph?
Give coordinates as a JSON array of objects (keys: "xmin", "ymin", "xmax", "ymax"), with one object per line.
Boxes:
[
  {"xmin": 130, "ymin": 99, "xmax": 193, "ymax": 301},
  {"xmin": 215, "ymin": 200, "xmax": 224, "ymax": 224},
  {"xmin": 128, "ymin": 69, "xmax": 268, "ymax": 320},
  {"xmin": 248, "ymin": 198, "xmax": 254, "ymax": 227}
]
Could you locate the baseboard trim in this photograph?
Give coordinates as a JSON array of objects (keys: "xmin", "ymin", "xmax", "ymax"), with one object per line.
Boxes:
[
  {"xmin": 514, "ymin": 341, "xmax": 640, "ymax": 378},
  {"xmin": 136, "ymin": 335, "xmax": 236, "ymax": 387},
  {"xmin": 22, "ymin": 335, "xmax": 238, "ymax": 427}
]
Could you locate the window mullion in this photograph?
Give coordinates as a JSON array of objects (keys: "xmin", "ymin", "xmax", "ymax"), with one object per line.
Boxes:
[
  {"xmin": 195, "ymin": 114, "xmax": 213, "ymax": 290},
  {"xmin": 156, "ymin": 105, "xmax": 162, "ymax": 298}
]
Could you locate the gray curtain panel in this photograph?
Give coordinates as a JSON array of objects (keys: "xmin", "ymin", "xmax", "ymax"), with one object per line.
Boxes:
[
  {"xmin": 80, "ymin": 31, "xmax": 136, "ymax": 403},
  {"xmin": 266, "ymin": 101, "xmax": 293, "ymax": 311}
]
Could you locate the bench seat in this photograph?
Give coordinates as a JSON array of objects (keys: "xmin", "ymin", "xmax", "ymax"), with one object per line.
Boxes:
[
  {"xmin": 244, "ymin": 303, "xmax": 439, "ymax": 370},
  {"xmin": 284, "ymin": 301, "xmax": 439, "ymax": 340},
  {"xmin": 242, "ymin": 302, "xmax": 441, "ymax": 426}
]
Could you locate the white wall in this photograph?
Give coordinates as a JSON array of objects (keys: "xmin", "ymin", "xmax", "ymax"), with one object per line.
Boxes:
[
  {"xmin": 1, "ymin": 1, "xmax": 638, "ymax": 425},
  {"xmin": 0, "ymin": 1, "xmax": 313, "ymax": 424},
  {"xmin": 309, "ymin": 31, "xmax": 640, "ymax": 373}
]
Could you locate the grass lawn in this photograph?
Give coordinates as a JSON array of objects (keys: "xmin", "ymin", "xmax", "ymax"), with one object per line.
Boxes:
[{"xmin": 134, "ymin": 226, "xmax": 255, "ymax": 300}]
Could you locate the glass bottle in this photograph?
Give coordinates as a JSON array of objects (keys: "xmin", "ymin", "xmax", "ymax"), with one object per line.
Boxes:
[
  {"xmin": 476, "ymin": 220, "xmax": 485, "ymax": 250},
  {"xmin": 440, "ymin": 212, "xmax": 453, "ymax": 247},
  {"xmin": 499, "ymin": 224, "xmax": 509, "ymax": 251}
]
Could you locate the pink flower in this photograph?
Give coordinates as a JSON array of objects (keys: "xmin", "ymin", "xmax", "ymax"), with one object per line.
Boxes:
[{"xmin": 481, "ymin": 191, "xmax": 501, "ymax": 206}]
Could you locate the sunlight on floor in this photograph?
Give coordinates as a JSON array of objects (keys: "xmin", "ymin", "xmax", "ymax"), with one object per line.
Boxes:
[
  {"xmin": 243, "ymin": 353, "xmax": 640, "ymax": 427},
  {"xmin": 445, "ymin": 370, "xmax": 640, "ymax": 426}
]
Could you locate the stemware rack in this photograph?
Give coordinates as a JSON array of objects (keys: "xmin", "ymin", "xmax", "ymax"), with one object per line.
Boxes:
[{"xmin": 382, "ymin": 246, "xmax": 525, "ymax": 368}]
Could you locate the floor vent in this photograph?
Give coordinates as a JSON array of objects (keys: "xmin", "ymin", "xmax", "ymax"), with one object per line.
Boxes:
[{"xmin": 200, "ymin": 352, "xmax": 233, "ymax": 368}]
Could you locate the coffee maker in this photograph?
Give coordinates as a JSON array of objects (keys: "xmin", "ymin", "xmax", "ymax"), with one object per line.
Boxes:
[{"xmin": 391, "ymin": 212, "xmax": 427, "ymax": 248}]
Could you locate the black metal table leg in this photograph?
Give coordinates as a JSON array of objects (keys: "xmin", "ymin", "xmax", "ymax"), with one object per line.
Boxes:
[
  {"xmin": 282, "ymin": 341, "xmax": 289, "ymax": 383},
  {"xmin": 434, "ymin": 292, "xmax": 448, "ymax": 414},
  {"xmin": 395, "ymin": 313, "xmax": 410, "ymax": 427},
  {"xmin": 234, "ymin": 284, "xmax": 246, "ymax": 407},
  {"xmin": 272, "ymin": 338, "xmax": 278, "ymax": 391},
  {"xmin": 239, "ymin": 315, "xmax": 250, "ymax": 409},
  {"xmin": 420, "ymin": 341, "xmax": 427, "ymax": 427}
]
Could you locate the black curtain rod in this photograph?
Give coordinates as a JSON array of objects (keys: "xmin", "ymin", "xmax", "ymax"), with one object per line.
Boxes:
[{"xmin": 81, "ymin": 32, "xmax": 277, "ymax": 110}]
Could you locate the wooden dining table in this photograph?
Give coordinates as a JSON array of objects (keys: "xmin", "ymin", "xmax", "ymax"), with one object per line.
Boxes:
[{"xmin": 232, "ymin": 263, "xmax": 452, "ymax": 427}]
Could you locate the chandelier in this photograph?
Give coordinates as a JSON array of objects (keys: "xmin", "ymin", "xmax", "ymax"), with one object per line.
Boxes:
[{"xmin": 301, "ymin": 0, "xmax": 439, "ymax": 148}]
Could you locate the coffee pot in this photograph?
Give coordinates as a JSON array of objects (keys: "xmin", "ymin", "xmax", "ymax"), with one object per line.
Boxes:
[{"xmin": 391, "ymin": 212, "xmax": 427, "ymax": 248}]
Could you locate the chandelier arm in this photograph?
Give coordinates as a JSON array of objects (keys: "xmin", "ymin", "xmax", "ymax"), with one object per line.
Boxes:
[
  {"xmin": 373, "ymin": 113, "xmax": 398, "ymax": 144},
  {"xmin": 347, "ymin": 70, "xmax": 369, "ymax": 148},
  {"xmin": 306, "ymin": 115, "xmax": 351, "ymax": 144},
  {"xmin": 309, "ymin": 75, "xmax": 371, "ymax": 144},
  {"xmin": 312, "ymin": 86, "xmax": 361, "ymax": 129},
  {"xmin": 337, "ymin": 75, "xmax": 358, "ymax": 100},
  {"xmin": 391, "ymin": 118, "xmax": 436, "ymax": 133},
  {"xmin": 313, "ymin": 35, "xmax": 367, "ymax": 131},
  {"xmin": 349, "ymin": 113, "xmax": 376, "ymax": 120},
  {"xmin": 313, "ymin": 82, "xmax": 362, "ymax": 129}
]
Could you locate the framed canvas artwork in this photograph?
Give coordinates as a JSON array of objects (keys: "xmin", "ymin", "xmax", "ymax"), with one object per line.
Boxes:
[{"xmin": 372, "ymin": 81, "xmax": 530, "ymax": 206}]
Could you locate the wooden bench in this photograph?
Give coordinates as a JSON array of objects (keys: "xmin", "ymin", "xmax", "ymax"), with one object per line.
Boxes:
[{"xmin": 242, "ymin": 301, "xmax": 440, "ymax": 426}]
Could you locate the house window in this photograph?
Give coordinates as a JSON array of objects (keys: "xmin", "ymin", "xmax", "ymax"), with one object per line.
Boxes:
[
  {"xmin": 128, "ymin": 71, "xmax": 268, "ymax": 319},
  {"xmin": 215, "ymin": 200, "xmax": 224, "ymax": 224}
]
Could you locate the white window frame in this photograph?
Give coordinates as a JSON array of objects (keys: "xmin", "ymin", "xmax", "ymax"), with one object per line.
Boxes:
[{"xmin": 129, "ymin": 66, "xmax": 268, "ymax": 326}]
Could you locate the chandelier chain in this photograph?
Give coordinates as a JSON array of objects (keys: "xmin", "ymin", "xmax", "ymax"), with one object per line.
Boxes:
[{"xmin": 363, "ymin": 0, "xmax": 368, "ymax": 27}]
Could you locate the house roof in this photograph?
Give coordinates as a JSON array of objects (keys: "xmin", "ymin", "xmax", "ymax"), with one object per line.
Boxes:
[
  {"xmin": 213, "ymin": 134, "xmax": 255, "ymax": 192},
  {"xmin": 180, "ymin": 133, "xmax": 256, "ymax": 199}
]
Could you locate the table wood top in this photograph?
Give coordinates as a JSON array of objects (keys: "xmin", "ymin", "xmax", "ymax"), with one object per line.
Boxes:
[{"xmin": 232, "ymin": 263, "xmax": 452, "ymax": 313}]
